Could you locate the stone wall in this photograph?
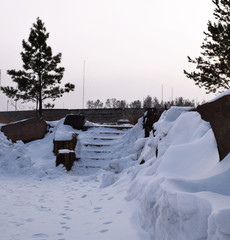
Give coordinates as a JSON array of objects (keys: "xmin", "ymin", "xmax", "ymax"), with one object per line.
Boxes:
[{"xmin": 0, "ymin": 108, "xmax": 146, "ymax": 124}]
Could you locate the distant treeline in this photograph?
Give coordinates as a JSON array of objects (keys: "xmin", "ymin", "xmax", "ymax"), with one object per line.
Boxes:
[{"xmin": 87, "ymin": 95, "xmax": 202, "ymax": 109}]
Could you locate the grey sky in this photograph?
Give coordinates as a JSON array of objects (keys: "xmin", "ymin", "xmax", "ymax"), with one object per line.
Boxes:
[{"xmin": 0, "ymin": 0, "xmax": 215, "ymax": 110}]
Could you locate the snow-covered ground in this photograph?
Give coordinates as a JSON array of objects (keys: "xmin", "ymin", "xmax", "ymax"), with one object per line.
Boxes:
[{"xmin": 0, "ymin": 99, "xmax": 230, "ymax": 240}]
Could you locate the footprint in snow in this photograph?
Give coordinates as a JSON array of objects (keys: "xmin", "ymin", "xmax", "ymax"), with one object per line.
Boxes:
[
  {"xmin": 94, "ymin": 207, "xmax": 102, "ymax": 213},
  {"xmin": 15, "ymin": 222, "xmax": 24, "ymax": 227},
  {"xmin": 94, "ymin": 207, "xmax": 102, "ymax": 212},
  {"xmin": 65, "ymin": 201, "xmax": 71, "ymax": 205},
  {"xmin": 63, "ymin": 206, "xmax": 74, "ymax": 212},
  {"xmin": 37, "ymin": 206, "xmax": 51, "ymax": 212},
  {"xmin": 100, "ymin": 229, "xmax": 109, "ymax": 233},
  {"xmin": 32, "ymin": 233, "xmax": 49, "ymax": 238},
  {"xmin": 81, "ymin": 194, "xmax": 87, "ymax": 198},
  {"xmin": 94, "ymin": 207, "xmax": 102, "ymax": 210},
  {"xmin": 107, "ymin": 197, "xmax": 114, "ymax": 200},
  {"xmin": 116, "ymin": 210, "xmax": 123, "ymax": 214},
  {"xmin": 103, "ymin": 221, "xmax": 112, "ymax": 225},
  {"xmin": 62, "ymin": 225, "xmax": 70, "ymax": 230},
  {"xmin": 26, "ymin": 218, "xmax": 34, "ymax": 222},
  {"xmin": 60, "ymin": 213, "xmax": 67, "ymax": 216},
  {"xmin": 65, "ymin": 208, "xmax": 74, "ymax": 212}
]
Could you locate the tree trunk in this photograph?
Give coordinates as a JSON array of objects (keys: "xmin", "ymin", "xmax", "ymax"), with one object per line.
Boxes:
[{"xmin": 38, "ymin": 73, "xmax": 43, "ymax": 118}]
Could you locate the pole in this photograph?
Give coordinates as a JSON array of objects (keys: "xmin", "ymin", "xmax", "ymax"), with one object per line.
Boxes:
[
  {"xmin": 161, "ymin": 84, "xmax": 164, "ymax": 106},
  {"xmin": 83, "ymin": 60, "xmax": 85, "ymax": 109}
]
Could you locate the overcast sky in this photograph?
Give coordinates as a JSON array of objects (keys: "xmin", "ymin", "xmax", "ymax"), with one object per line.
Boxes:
[{"xmin": 0, "ymin": 0, "xmax": 216, "ymax": 111}]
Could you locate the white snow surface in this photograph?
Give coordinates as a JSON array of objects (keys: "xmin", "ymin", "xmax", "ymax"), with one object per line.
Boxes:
[
  {"xmin": 0, "ymin": 105, "xmax": 230, "ymax": 240},
  {"xmin": 208, "ymin": 88, "xmax": 230, "ymax": 103}
]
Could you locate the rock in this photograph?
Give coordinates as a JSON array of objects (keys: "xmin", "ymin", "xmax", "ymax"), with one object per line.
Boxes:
[
  {"xmin": 56, "ymin": 149, "xmax": 76, "ymax": 171},
  {"xmin": 139, "ymin": 159, "xmax": 145, "ymax": 165},
  {"xmin": 1, "ymin": 117, "xmax": 47, "ymax": 142},
  {"xmin": 53, "ymin": 133, "xmax": 77, "ymax": 156},
  {"xmin": 64, "ymin": 114, "xmax": 85, "ymax": 130},
  {"xmin": 143, "ymin": 108, "xmax": 160, "ymax": 137},
  {"xmin": 197, "ymin": 94, "xmax": 230, "ymax": 161}
]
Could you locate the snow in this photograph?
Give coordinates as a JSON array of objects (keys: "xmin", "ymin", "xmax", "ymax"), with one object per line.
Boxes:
[
  {"xmin": 0, "ymin": 99, "xmax": 230, "ymax": 239},
  {"xmin": 207, "ymin": 88, "xmax": 230, "ymax": 103},
  {"xmin": 58, "ymin": 149, "xmax": 75, "ymax": 154}
]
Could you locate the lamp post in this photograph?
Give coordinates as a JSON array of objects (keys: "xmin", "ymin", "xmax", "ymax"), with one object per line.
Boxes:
[{"xmin": 83, "ymin": 60, "xmax": 85, "ymax": 109}]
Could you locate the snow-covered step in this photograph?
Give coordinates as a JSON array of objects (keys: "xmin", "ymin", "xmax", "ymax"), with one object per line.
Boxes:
[
  {"xmin": 75, "ymin": 124, "xmax": 132, "ymax": 169},
  {"xmin": 81, "ymin": 136, "xmax": 120, "ymax": 144},
  {"xmin": 92, "ymin": 136, "xmax": 120, "ymax": 141},
  {"xmin": 96, "ymin": 131, "xmax": 126, "ymax": 135},
  {"xmin": 80, "ymin": 145, "xmax": 112, "ymax": 152},
  {"xmin": 81, "ymin": 149, "xmax": 111, "ymax": 154},
  {"xmin": 85, "ymin": 125, "xmax": 133, "ymax": 130},
  {"xmin": 76, "ymin": 159, "xmax": 109, "ymax": 168},
  {"xmin": 79, "ymin": 150, "xmax": 111, "ymax": 159},
  {"xmin": 83, "ymin": 143, "xmax": 113, "ymax": 148}
]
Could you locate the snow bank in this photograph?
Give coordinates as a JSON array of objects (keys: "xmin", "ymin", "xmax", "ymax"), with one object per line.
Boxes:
[
  {"xmin": 0, "ymin": 120, "xmax": 70, "ymax": 178},
  {"xmin": 0, "ymin": 131, "xmax": 32, "ymax": 175},
  {"xmin": 102, "ymin": 106, "xmax": 230, "ymax": 239},
  {"xmin": 103, "ymin": 117, "xmax": 145, "ymax": 174}
]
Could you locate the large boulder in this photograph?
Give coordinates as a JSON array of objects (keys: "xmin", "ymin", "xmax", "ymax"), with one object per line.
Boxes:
[
  {"xmin": 64, "ymin": 114, "xmax": 85, "ymax": 130},
  {"xmin": 1, "ymin": 117, "xmax": 47, "ymax": 143},
  {"xmin": 197, "ymin": 94, "xmax": 230, "ymax": 161}
]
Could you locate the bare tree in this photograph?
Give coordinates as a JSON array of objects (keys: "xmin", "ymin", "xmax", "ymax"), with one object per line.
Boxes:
[
  {"xmin": 129, "ymin": 100, "xmax": 142, "ymax": 108},
  {"xmin": 143, "ymin": 95, "xmax": 153, "ymax": 108}
]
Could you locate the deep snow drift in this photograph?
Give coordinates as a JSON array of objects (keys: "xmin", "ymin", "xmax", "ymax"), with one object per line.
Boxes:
[{"xmin": 1, "ymin": 102, "xmax": 230, "ymax": 239}]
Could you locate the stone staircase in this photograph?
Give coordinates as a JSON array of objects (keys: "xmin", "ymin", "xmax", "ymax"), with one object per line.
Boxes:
[{"xmin": 75, "ymin": 124, "xmax": 132, "ymax": 170}]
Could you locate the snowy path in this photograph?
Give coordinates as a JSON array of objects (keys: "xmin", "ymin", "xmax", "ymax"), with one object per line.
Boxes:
[
  {"xmin": 0, "ymin": 123, "xmax": 150, "ymax": 240},
  {"xmin": 0, "ymin": 175, "xmax": 147, "ymax": 240}
]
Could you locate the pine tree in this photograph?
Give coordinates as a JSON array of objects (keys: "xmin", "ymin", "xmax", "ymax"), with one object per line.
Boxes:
[
  {"xmin": 1, "ymin": 17, "xmax": 75, "ymax": 117},
  {"xmin": 184, "ymin": 0, "xmax": 230, "ymax": 94}
]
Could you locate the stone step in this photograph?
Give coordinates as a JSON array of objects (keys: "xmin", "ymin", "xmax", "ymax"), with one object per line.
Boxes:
[
  {"xmin": 81, "ymin": 149, "xmax": 111, "ymax": 154},
  {"xmin": 96, "ymin": 131, "xmax": 126, "ymax": 135},
  {"xmin": 79, "ymin": 152, "xmax": 111, "ymax": 159},
  {"xmin": 85, "ymin": 124, "xmax": 133, "ymax": 130},
  {"xmin": 92, "ymin": 137, "xmax": 119, "ymax": 141},
  {"xmin": 81, "ymin": 131, "xmax": 126, "ymax": 138},
  {"xmin": 76, "ymin": 158, "xmax": 109, "ymax": 168},
  {"xmin": 83, "ymin": 142, "xmax": 113, "ymax": 147}
]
